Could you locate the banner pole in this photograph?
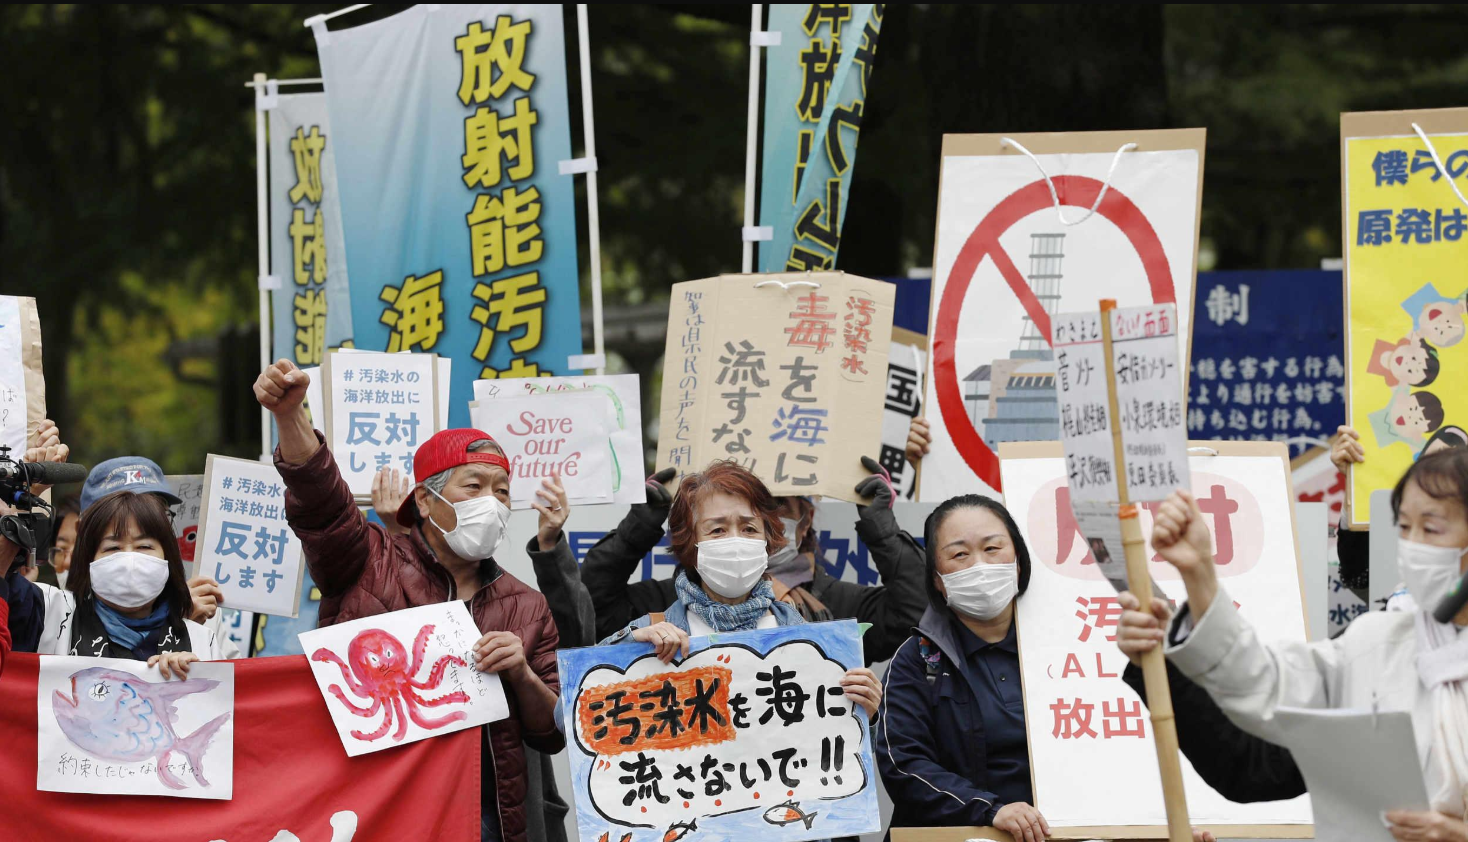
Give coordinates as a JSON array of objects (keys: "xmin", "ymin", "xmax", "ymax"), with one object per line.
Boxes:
[
  {"xmin": 575, "ymin": 5, "xmax": 606, "ymax": 376},
  {"xmin": 254, "ymin": 72, "xmax": 272, "ymax": 462},
  {"xmin": 1099, "ymin": 298, "xmax": 1192, "ymax": 842},
  {"xmin": 741, "ymin": 4, "xmax": 763, "ymax": 273}
]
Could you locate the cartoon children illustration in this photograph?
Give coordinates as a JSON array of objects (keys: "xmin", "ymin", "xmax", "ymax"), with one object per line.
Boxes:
[
  {"xmin": 1367, "ymin": 336, "xmax": 1440, "ymax": 387},
  {"xmin": 1401, "ymin": 282, "xmax": 1468, "ymax": 347},
  {"xmin": 1369, "ymin": 385, "xmax": 1446, "ymax": 449}
]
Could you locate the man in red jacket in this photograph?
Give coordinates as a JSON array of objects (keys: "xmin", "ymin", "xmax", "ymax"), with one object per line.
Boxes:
[{"xmin": 255, "ymin": 359, "xmax": 567, "ymax": 842}]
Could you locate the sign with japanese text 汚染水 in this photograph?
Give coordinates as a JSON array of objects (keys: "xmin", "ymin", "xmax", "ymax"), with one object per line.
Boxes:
[
  {"xmin": 322, "ymin": 350, "xmax": 440, "ymax": 499},
  {"xmin": 194, "ymin": 454, "xmax": 304, "ymax": 618}
]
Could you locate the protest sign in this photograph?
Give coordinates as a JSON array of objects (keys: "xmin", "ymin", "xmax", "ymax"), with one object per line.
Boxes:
[
  {"xmin": 882, "ymin": 330, "xmax": 925, "ymax": 500},
  {"xmin": 3, "ymin": 653, "xmax": 478, "ymax": 840},
  {"xmin": 317, "ymin": 5, "xmax": 582, "ymax": 429},
  {"xmin": 194, "ymin": 455, "xmax": 304, "ymax": 618},
  {"xmin": 920, "ymin": 129, "xmax": 1204, "ymax": 501},
  {"xmin": 1188, "ymin": 270, "xmax": 1345, "ymax": 456},
  {"xmin": 0, "ymin": 295, "xmax": 46, "ymax": 455},
  {"xmin": 37, "ymin": 656, "xmax": 235, "ymax": 800},
  {"xmin": 267, "ymin": 91, "xmax": 354, "ymax": 370},
  {"xmin": 658, "ymin": 272, "xmax": 894, "ymax": 502},
  {"xmin": 999, "ymin": 441, "xmax": 1313, "ymax": 832},
  {"xmin": 166, "ymin": 474, "xmax": 205, "ymax": 564},
  {"xmin": 558, "ymin": 621, "xmax": 880, "ymax": 842},
  {"xmin": 1342, "ymin": 108, "xmax": 1468, "ymax": 527},
  {"xmin": 471, "ymin": 391, "xmax": 614, "ymax": 509},
  {"xmin": 1290, "ymin": 446, "xmax": 1369, "ymax": 636},
  {"xmin": 322, "ymin": 349, "xmax": 440, "ymax": 498},
  {"xmin": 473, "ymin": 373, "xmax": 646, "ymax": 505},
  {"xmin": 299, "ymin": 601, "xmax": 509, "ymax": 758}
]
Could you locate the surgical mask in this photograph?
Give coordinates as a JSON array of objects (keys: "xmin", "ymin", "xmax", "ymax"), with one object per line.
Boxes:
[
  {"xmin": 428, "ymin": 488, "xmax": 509, "ymax": 561},
  {"xmin": 1398, "ymin": 538, "xmax": 1468, "ymax": 613},
  {"xmin": 89, "ymin": 551, "xmax": 171, "ymax": 609},
  {"xmin": 767, "ymin": 518, "xmax": 807, "ymax": 585},
  {"xmin": 697, "ymin": 537, "xmax": 769, "ymax": 599},
  {"xmin": 941, "ymin": 562, "xmax": 1018, "ymax": 621}
]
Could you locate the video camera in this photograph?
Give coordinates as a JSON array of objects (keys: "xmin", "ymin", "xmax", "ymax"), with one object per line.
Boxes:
[{"xmin": 0, "ymin": 445, "xmax": 87, "ymax": 569}]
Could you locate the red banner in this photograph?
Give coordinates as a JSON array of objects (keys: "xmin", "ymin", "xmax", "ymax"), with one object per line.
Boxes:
[{"xmin": 0, "ymin": 653, "xmax": 479, "ymax": 841}]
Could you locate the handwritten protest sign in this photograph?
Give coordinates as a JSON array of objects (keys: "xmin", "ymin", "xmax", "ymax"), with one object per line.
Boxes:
[
  {"xmin": 166, "ymin": 475, "xmax": 205, "ymax": 565},
  {"xmin": 0, "ymin": 295, "xmax": 45, "ymax": 455},
  {"xmin": 559, "ymin": 620, "xmax": 880, "ymax": 842},
  {"xmin": 471, "ymin": 392, "xmax": 613, "ymax": 509},
  {"xmin": 299, "ymin": 602, "xmax": 508, "ymax": 758},
  {"xmin": 999, "ymin": 442, "xmax": 1312, "ymax": 831},
  {"xmin": 882, "ymin": 331, "xmax": 925, "ymax": 501},
  {"xmin": 194, "ymin": 455, "xmax": 304, "ymax": 618},
  {"xmin": 474, "ymin": 374, "xmax": 647, "ymax": 505},
  {"xmin": 37, "ymin": 656, "xmax": 235, "ymax": 799},
  {"xmin": 1109, "ymin": 303, "xmax": 1190, "ymax": 502},
  {"xmin": 322, "ymin": 350, "xmax": 440, "ymax": 498},
  {"xmin": 658, "ymin": 272, "xmax": 894, "ymax": 502}
]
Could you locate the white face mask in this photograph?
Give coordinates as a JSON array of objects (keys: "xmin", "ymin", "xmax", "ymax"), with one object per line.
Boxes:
[
  {"xmin": 89, "ymin": 551, "xmax": 171, "ymax": 609},
  {"xmin": 1398, "ymin": 538, "xmax": 1468, "ymax": 613},
  {"xmin": 766, "ymin": 518, "xmax": 804, "ymax": 574},
  {"xmin": 942, "ymin": 562, "xmax": 1019, "ymax": 621},
  {"xmin": 697, "ymin": 537, "xmax": 769, "ymax": 599},
  {"xmin": 428, "ymin": 488, "xmax": 509, "ymax": 561}
]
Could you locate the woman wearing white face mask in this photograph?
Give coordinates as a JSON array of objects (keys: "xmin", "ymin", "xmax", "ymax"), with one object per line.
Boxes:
[
  {"xmin": 599, "ymin": 461, "xmax": 883, "ymax": 719},
  {"xmin": 1149, "ymin": 447, "xmax": 1468, "ymax": 841},
  {"xmin": 875, "ymin": 494, "xmax": 1050, "ymax": 842},
  {"xmin": 4, "ymin": 490, "xmax": 223, "ymax": 677}
]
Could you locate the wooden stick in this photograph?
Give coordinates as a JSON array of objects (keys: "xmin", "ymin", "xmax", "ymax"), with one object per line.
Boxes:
[{"xmin": 1099, "ymin": 298, "xmax": 1191, "ymax": 842}]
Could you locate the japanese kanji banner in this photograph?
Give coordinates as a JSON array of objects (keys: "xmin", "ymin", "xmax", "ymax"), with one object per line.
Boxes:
[
  {"xmin": 1187, "ymin": 270, "xmax": 1345, "ymax": 458},
  {"xmin": 0, "ymin": 653, "xmax": 479, "ymax": 840},
  {"xmin": 557, "ymin": 621, "xmax": 881, "ymax": 842},
  {"xmin": 194, "ymin": 454, "xmax": 305, "ymax": 618},
  {"xmin": 999, "ymin": 441, "xmax": 1312, "ymax": 830},
  {"xmin": 316, "ymin": 4, "xmax": 582, "ymax": 429},
  {"xmin": 920, "ymin": 130, "xmax": 1204, "ymax": 501},
  {"xmin": 657, "ymin": 272, "xmax": 894, "ymax": 502},
  {"xmin": 758, "ymin": 4, "xmax": 883, "ymax": 272},
  {"xmin": 1342, "ymin": 108, "xmax": 1468, "ymax": 528},
  {"xmin": 267, "ymin": 91, "xmax": 355, "ymax": 371}
]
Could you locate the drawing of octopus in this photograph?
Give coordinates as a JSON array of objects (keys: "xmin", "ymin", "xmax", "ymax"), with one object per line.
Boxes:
[{"xmin": 310, "ymin": 625, "xmax": 470, "ymax": 742}]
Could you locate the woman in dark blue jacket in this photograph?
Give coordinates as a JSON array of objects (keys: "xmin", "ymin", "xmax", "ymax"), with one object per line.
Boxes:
[{"xmin": 875, "ymin": 494, "xmax": 1051, "ymax": 842}]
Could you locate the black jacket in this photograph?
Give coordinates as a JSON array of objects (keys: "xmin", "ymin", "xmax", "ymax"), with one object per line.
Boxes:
[
  {"xmin": 579, "ymin": 502, "xmax": 929, "ymax": 664},
  {"xmin": 1122, "ymin": 661, "xmax": 1306, "ymax": 803}
]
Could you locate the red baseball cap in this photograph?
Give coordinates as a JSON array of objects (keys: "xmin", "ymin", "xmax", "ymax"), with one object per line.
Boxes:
[{"xmin": 398, "ymin": 428, "xmax": 511, "ymax": 527}]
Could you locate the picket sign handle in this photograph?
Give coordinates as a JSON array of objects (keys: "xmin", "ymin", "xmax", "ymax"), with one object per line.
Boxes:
[
  {"xmin": 254, "ymin": 72, "xmax": 273, "ymax": 462},
  {"xmin": 1099, "ymin": 298, "xmax": 1192, "ymax": 842}
]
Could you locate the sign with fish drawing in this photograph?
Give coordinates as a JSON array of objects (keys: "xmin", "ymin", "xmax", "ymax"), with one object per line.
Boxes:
[
  {"xmin": 37, "ymin": 656, "xmax": 235, "ymax": 799},
  {"xmin": 299, "ymin": 601, "xmax": 510, "ymax": 757},
  {"xmin": 558, "ymin": 620, "xmax": 880, "ymax": 842}
]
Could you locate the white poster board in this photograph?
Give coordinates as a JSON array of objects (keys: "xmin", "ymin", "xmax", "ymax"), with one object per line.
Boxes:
[
  {"xmin": 194, "ymin": 455, "xmax": 305, "ymax": 618},
  {"xmin": 37, "ymin": 656, "xmax": 235, "ymax": 799},
  {"xmin": 298, "ymin": 601, "xmax": 509, "ymax": 758},
  {"xmin": 0, "ymin": 296, "xmax": 29, "ymax": 456},
  {"xmin": 165, "ymin": 474, "xmax": 205, "ymax": 566},
  {"xmin": 470, "ymin": 393, "xmax": 616, "ymax": 510},
  {"xmin": 321, "ymin": 350, "xmax": 440, "ymax": 497},
  {"xmin": 881, "ymin": 336, "xmax": 925, "ymax": 501},
  {"xmin": 1289, "ymin": 446, "xmax": 1368, "ymax": 635},
  {"xmin": 1000, "ymin": 441, "xmax": 1311, "ymax": 830},
  {"xmin": 473, "ymin": 374, "xmax": 647, "ymax": 505},
  {"xmin": 920, "ymin": 130, "xmax": 1204, "ymax": 503}
]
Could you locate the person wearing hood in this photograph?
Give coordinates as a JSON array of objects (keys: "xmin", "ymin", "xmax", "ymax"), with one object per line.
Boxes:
[{"xmin": 255, "ymin": 359, "xmax": 566, "ymax": 842}]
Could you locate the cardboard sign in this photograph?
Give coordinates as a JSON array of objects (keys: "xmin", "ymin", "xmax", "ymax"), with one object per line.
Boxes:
[
  {"xmin": 37, "ymin": 656, "xmax": 235, "ymax": 800},
  {"xmin": 473, "ymin": 374, "xmax": 646, "ymax": 506},
  {"xmin": 298, "ymin": 602, "xmax": 508, "ymax": 758},
  {"xmin": 1342, "ymin": 108, "xmax": 1468, "ymax": 527},
  {"xmin": 658, "ymin": 272, "xmax": 894, "ymax": 502},
  {"xmin": 1000, "ymin": 441, "xmax": 1312, "ymax": 830},
  {"xmin": 322, "ymin": 350, "xmax": 441, "ymax": 498},
  {"xmin": 471, "ymin": 391, "xmax": 614, "ymax": 509},
  {"xmin": 558, "ymin": 621, "xmax": 880, "ymax": 842},
  {"xmin": 1108, "ymin": 303, "xmax": 1190, "ymax": 502},
  {"xmin": 194, "ymin": 455, "xmax": 305, "ymax": 618},
  {"xmin": 920, "ymin": 130, "xmax": 1204, "ymax": 501}
]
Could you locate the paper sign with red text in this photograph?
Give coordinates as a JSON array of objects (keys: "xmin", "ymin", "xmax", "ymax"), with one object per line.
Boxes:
[{"xmin": 471, "ymin": 391, "xmax": 614, "ymax": 509}]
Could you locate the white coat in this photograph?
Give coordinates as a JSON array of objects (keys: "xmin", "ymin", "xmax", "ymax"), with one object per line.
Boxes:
[{"xmin": 30, "ymin": 582, "xmax": 228, "ymax": 659}]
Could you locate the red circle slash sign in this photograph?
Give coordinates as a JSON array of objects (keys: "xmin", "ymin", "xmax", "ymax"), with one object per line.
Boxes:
[{"xmin": 932, "ymin": 175, "xmax": 1177, "ymax": 492}]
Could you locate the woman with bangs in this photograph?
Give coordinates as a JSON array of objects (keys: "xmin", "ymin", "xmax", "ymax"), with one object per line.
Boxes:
[{"xmin": 5, "ymin": 490, "xmax": 224, "ymax": 678}]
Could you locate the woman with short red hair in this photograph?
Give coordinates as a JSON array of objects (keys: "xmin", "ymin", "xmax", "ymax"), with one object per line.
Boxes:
[{"xmin": 601, "ymin": 460, "xmax": 882, "ymax": 718}]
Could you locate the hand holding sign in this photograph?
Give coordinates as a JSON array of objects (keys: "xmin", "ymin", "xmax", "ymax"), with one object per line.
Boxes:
[
  {"xmin": 531, "ymin": 472, "xmax": 569, "ymax": 551},
  {"xmin": 255, "ymin": 359, "xmax": 310, "ymax": 417},
  {"xmin": 1115, "ymin": 591, "xmax": 1171, "ymax": 667}
]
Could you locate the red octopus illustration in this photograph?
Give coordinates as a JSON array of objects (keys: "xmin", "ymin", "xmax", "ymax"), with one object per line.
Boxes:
[{"xmin": 310, "ymin": 624, "xmax": 470, "ymax": 742}]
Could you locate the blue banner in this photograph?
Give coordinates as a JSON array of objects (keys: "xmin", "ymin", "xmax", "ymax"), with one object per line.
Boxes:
[
  {"xmin": 1187, "ymin": 270, "xmax": 1345, "ymax": 455},
  {"xmin": 758, "ymin": 4, "xmax": 883, "ymax": 272},
  {"xmin": 316, "ymin": 4, "xmax": 582, "ymax": 428}
]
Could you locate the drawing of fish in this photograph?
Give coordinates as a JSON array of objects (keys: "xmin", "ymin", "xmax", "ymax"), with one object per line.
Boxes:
[
  {"xmin": 662, "ymin": 819, "xmax": 697, "ymax": 842},
  {"xmin": 52, "ymin": 666, "xmax": 231, "ymax": 790},
  {"xmin": 763, "ymin": 801, "xmax": 818, "ymax": 830}
]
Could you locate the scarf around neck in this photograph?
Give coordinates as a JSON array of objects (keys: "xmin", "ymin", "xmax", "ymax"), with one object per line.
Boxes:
[
  {"xmin": 676, "ymin": 569, "xmax": 775, "ymax": 632},
  {"xmin": 1415, "ymin": 609, "xmax": 1468, "ymax": 817},
  {"xmin": 72, "ymin": 596, "xmax": 191, "ymax": 660}
]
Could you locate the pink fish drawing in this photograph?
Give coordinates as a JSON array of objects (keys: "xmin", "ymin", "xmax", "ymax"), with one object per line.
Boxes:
[{"xmin": 52, "ymin": 666, "xmax": 231, "ymax": 790}]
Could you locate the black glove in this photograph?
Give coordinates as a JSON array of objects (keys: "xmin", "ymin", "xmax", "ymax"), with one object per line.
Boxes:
[
  {"xmin": 644, "ymin": 467, "xmax": 676, "ymax": 514},
  {"xmin": 854, "ymin": 456, "xmax": 894, "ymax": 511}
]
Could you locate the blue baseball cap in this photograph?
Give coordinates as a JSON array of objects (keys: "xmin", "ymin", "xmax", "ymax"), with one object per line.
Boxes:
[{"xmin": 80, "ymin": 456, "xmax": 182, "ymax": 512}]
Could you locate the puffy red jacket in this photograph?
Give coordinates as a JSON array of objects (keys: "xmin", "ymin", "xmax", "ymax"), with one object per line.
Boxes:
[{"xmin": 276, "ymin": 434, "xmax": 565, "ymax": 842}]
